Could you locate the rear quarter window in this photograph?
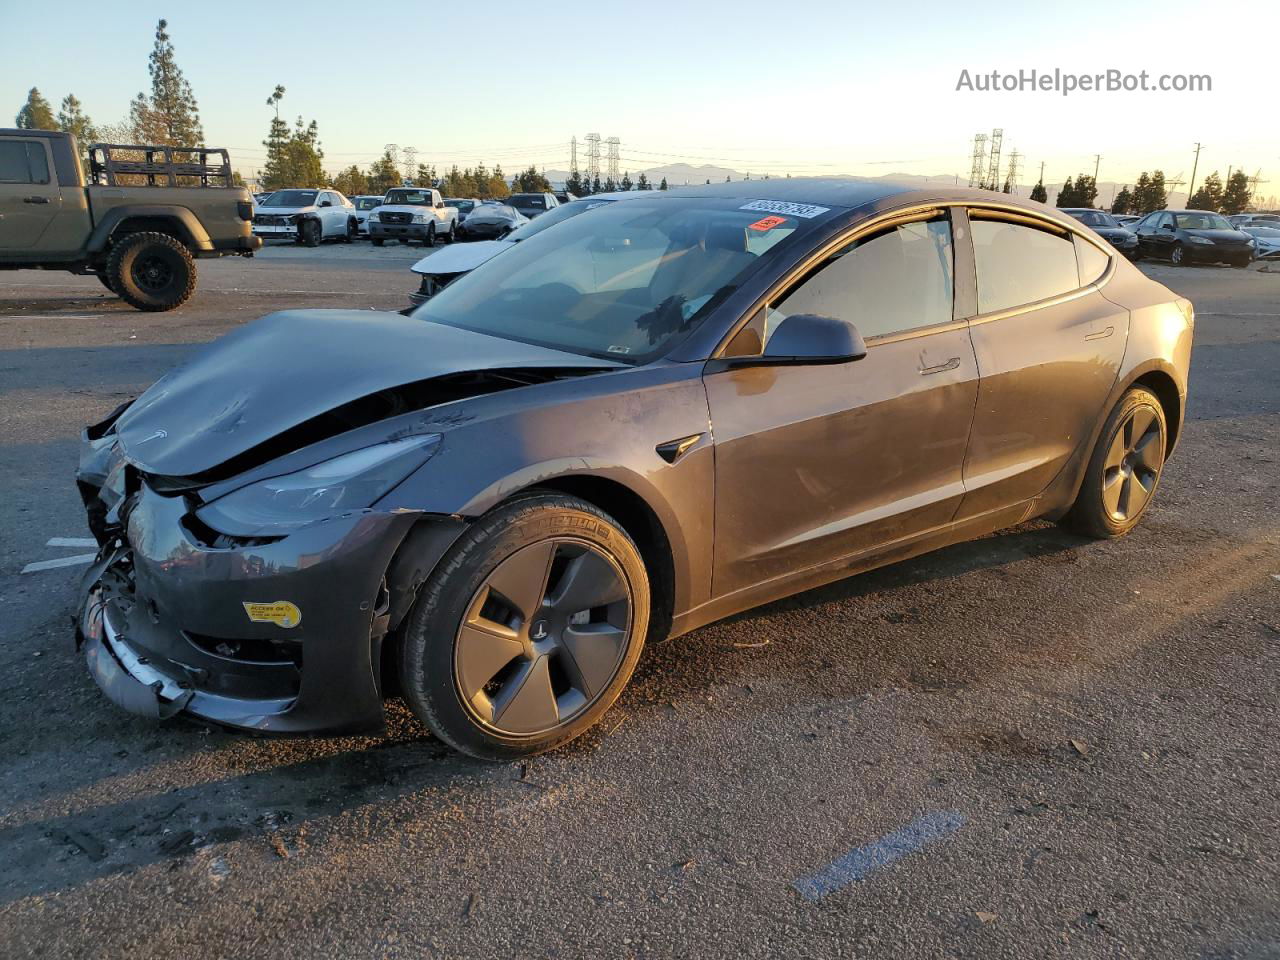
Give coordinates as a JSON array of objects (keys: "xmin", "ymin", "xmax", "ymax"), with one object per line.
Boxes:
[
  {"xmin": 1074, "ymin": 236, "xmax": 1112, "ymax": 286},
  {"xmin": 971, "ymin": 218, "xmax": 1081, "ymax": 314}
]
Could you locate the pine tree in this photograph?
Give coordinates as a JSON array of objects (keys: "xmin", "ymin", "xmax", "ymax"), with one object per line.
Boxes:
[
  {"xmin": 620, "ymin": 171, "xmax": 633, "ymax": 191},
  {"xmin": 56, "ymin": 94, "xmax": 96, "ymax": 145},
  {"xmin": 636, "ymin": 172, "xmax": 650, "ymax": 190},
  {"xmin": 367, "ymin": 150, "xmax": 401, "ymax": 195},
  {"xmin": 1072, "ymin": 174, "xmax": 1098, "ymax": 207},
  {"xmin": 1147, "ymin": 171, "xmax": 1168, "ymax": 212},
  {"xmin": 1221, "ymin": 170, "xmax": 1252, "ymax": 215},
  {"xmin": 331, "ymin": 165, "xmax": 369, "ymax": 197},
  {"xmin": 1057, "ymin": 177, "xmax": 1075, "ymax": 207},
  {"xmin": 282, "ymin": 117, "xmax": 324, "ymax": 187},
  {"xmin": 1112, "ymin": 186, "xmax": 1133, "ymax": 214},
  {"xmin": 1132, "ymin": 173, "xmax": 1152, "ymax": 213},
  {"xmin": 659, "ymin": 177, "xmax": 668, "ymax": 191},
  {"xmin": 1030, "ymin": 180, "xmax": 1048, "ymax": 203},
  {"xmin": 15, "ymin": 87, "xmax": 57, "ymax": 130},
  {"xmin": 566, "ymin": 169, "xmax": 583, "ymax": 196},
  {"xmin": 1188, "ymin": 171, "xmax": 1223, "ymax": 211},
  {"xmin": 262, "ymin": 86, "xmax": 289, "ymax": 188},
  {"xmin": 145, "ymin": 19, "xmax": 203, "ymax": 145},
  {"xmin": 592, "ymin": 174, "xmax": 602, "ymax": 193}
]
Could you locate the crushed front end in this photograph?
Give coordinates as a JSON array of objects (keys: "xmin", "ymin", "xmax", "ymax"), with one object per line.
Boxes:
[{"xmin": 74, "ymin": 408, "xmax": 465, "ymax": 734}]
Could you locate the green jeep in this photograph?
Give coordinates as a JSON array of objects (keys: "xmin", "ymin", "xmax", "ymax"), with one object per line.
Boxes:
[{"xmin": 0, "ymin": 129, "xmax": 260, "ymax": 311}]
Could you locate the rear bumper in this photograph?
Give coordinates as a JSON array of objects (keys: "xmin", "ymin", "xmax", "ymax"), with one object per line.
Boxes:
[{"xmin": 75, "ymin": 466, "xmax": 466, "ymax": 734}]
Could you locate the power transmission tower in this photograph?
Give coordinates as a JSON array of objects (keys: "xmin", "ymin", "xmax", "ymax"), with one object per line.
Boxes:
[
  {"xmin": 1004, "ymin": 149, "xmax": 1021, "ymax": 193},
  {"xmin": 403, "ymin": 146, "xmax": 418, "ymax": 180},
  {"xmin": 985, "ymin": 128, "xmax": 1003, "ymax": 191},
  {"xmin": 968, "ymin": 132, "xmax": 988, "ymax": 187},
  {"xmin": 385, "ymin": 143, "xmax": 400, "ymax": 172},
  {"xmin": 585, "ymin": 133, "xmax": 601, "ymax": 181},
  {"xmin": 605, "ymin": 137, "xmax": 620, "ymax": 183},
  {"xmin": 570, "ymin": 136, "xmax": 578, "ymax": 176},
  {"xmin": 1248, "ymin": 169, "xmax": 1268, "ymax": 208}
]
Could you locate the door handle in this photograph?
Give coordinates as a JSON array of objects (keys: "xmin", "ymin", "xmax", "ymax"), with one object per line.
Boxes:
[
  {"xmin": 23, "ymin": 196, "xmax": 51, "ymax": 204},
  {"xmin": 919, "ymin": 357, "xmax": 960, "ymax": 376},
  {"xmin": 1084, "ymin": 326, "xmax": 1115, "ymax": 341}
]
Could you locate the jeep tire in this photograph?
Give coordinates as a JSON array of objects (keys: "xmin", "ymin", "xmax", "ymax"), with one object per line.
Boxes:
[{"xmin": 106, "ymin": 232, "xmax": 196, "ymax": 312}]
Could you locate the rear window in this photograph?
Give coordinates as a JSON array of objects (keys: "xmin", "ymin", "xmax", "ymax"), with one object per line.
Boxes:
[
  {"xmin": 0, "ymin": 140, "xmax": 50, "ymax": 184},
  {"xmin": 971, "ymin": 218, "xmax": 1081, "ymax": 314}
]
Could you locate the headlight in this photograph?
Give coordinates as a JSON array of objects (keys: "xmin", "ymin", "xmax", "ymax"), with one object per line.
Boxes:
[
  {"xmin": 412, "ymin": 213, "xmax": 429, "ymax": 224},
  {"xmin": 195, "ymin": 434, "xmax": 441, "ymax": 535},
  {"xmin": 1187, "ymin": 236, "xmax": 1213, "ymax": 245},
  {"xmin": 368, "ymin": 212, "xmax": 381, "ymax": 222}
]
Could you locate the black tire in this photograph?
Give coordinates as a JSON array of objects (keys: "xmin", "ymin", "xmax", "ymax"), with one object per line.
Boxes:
[
  {"xmin": 106, "ymin": 232, "xmax": 196, "ymax": 312},
  {"xmin": 446, "ymin": 222, "xmax": 456, "ymax": 243},
  {"xmin": 399, "ymin": 491, "xmax": 650, "ymax": 760},
  {"xmin": 342, "ymin": 218, "xmax": 356, "ymax": 243},
  {"xmin": 300, "ymin": 219, "xmax": 321, "ymax": 247},
  {"xmin": 95, "ymin": 272, "xmax": 117, "ymax": 295},
  {"xmin": 1169, "ymin": 243, "xmax": 1185, "ymax": 266},
  {"xmin": 371, "ymin": 237, "xmax": 385, "ymax": 247},
  {"xmin": 1061, "ymin": 387, "xmax": 1167, "ymax": 539},
  {"xmin": 1232, "ymin": 258, "xmax": 1250, "ymax": 269},
  {"xmin": 423, "ymin": 224, "xmax": 436, "ymax": 248}
]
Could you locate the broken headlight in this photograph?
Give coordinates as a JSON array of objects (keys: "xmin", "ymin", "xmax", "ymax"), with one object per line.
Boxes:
[{"xmin": 195, "ymin": 434, "xmax": 441, "ymax": 535}]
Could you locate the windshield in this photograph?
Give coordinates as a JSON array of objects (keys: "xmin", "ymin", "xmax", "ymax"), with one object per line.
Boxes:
[
  {"xmin": 262, "ymin": 190, "xmax": 317, "ymax": 207},
  {"xmin": 354, "ymin": 197, "xmax": 382, "ymax": 211},
  {"xmin": 1176, "ymin": 212, "xmax": 1233, "ymax": 230},
  {"xmin": 1069, "ymin": 210, "xmax": 1119, "ymax": 227},
  {"xmin": 507, "ymin": 198, "xmax": 615, "ymax": 242},
  {"xmin": 385, "ymin": 189, "xmax": 434, "ymax": 206},
  {"xmin": 415, "ymin": 197, "xmax": 825, "ymax": 363},
  {"xmin": 447, "ymin": 199, "xmax": 475, "ymax": 212},
  {"xmin": 1246, "ymin": 226, "xmax": 1280, "ymax": 237}
]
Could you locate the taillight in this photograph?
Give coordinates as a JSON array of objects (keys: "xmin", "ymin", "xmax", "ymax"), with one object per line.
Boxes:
[{"xmin": 237, "ymin": 200, "xmax": 253, "ymax": 221}]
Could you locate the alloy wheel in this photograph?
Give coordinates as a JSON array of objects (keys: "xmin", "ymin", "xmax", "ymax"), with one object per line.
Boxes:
[
  {"xmin": 1171, "ymin": 244, "xmax": 1184, "ymax": 265},
  {"xmin": 132, "ymin": 255, "xmax": 173, "ymax": 292},
  {"xmin": 453, "ymin": 538, "xmax": 632, "ymax": 737},
  {"xmin": 1101, "ymin": 404, "xmax": 1163, "ymax": 522}
]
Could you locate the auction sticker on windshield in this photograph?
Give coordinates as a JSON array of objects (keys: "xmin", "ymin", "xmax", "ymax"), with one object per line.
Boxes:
[
  {"xmin": 740, "ymin": 199, "xmax": 830, "ymax": 218},
  {"xmin": 748, "ymin": 215, "xmax": 788, "ymax": 232}
]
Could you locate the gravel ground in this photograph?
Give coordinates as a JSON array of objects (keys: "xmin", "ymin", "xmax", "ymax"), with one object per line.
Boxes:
[{"xmin": 0, "ymin": 247, "xmax": 1277, "ymax": 959}]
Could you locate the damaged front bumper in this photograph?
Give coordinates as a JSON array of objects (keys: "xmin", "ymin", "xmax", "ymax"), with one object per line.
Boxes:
[{"xmin": 75, "ymin": 430, "xmax": 467, "ymax": 734}]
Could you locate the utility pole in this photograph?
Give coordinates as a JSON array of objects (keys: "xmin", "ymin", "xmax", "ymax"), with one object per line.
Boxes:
[{"xmin": 1187, "ymin": 142, "xmax": 1202, "ymax": 203}]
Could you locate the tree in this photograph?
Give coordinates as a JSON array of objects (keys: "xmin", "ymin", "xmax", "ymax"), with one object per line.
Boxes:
[
  {"xmin": 282, "ymin": 117, "xmax": 324, "ymax": 186},
  {"xmin": 636, "ymin": 172, "xmax": 650, "ymax": 191},
  {"xmin": 57, "ymin": 94, "xmax": 96, "ymax": 145},
  {"xmin": 1112, "ymin": 186, "xmax": 1133, "ymax": 214},
  {"xmin": 143, "ymin": 19, "xmax": 203, "ymax": 145},
  {"xmin": 261, "ymin": 86, "xmax": 290, "ymax": 187},
  {"xmin": 565, "ymin": 169, "xmax": 584, "ymax": 196},
  {"xmin": 620, "ymin": 171, "xmax": 633, "ymax": 191},
  {"xmin": 1073, "ymin": 173, "xmax": 1098, "ymax": 207},
  {"xmin": 592, "ymin": 174, "xmax": 602, "ymax": 194},
  {"xmin": 415, "ymin": 163, "xmax": 437, "ymax": 188},
  {"xmin": 1030, "ymin": 180, "xmax": 1048, "ymax": 203},
  {"xmin": 15, "ymin": 87, "xmax": 56, "ymax": 130},
  {"xmin": 512, "ymin": 165, "xmax": 552, "ymax": 192},
  {"xmin": 1221, "ymin": 169, "xmax": 1252, "ymax": 215},
  {"xmin": 367, "ymin": 150, "xmax": 402, "ymax": 195},
  {"xmin": 332, "ymin": 165, "xmax": 369, "ymax": 197},
  {"xmin": 659, "ymin": 176, "xmax": 668, "ymax": 191},
  {"xmin": 1056, "ymin": 177, "xmax": 1075, "ymax": 207},
  {"xmin": 1146, "ymin": 170, "xmax": 1168, "ymax": 213},
  {"xmin": 1188, "ymin": 170, "xmax": 1223, "ymax": 211}
]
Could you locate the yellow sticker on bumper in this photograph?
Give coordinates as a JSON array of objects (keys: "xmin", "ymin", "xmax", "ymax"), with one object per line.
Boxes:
[{"xmin": 242, "ymin": 601, "xmax": 302, "ymax": 629}]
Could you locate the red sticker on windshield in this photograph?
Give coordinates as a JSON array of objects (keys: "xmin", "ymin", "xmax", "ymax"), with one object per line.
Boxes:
[{"xmin": 748, "ymin": 215, "xmax": 787, "ymax": 232}]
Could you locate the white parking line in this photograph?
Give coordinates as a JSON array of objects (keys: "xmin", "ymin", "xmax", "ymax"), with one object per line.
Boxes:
[
  {"xmin": 0, "ymin": 315, "xmax": 104, "ymax": 321},
  {"xmin": 21, "ymin": 554, "xmax": 97, "ymax": 574},
  {"xmin": 47, "ymin": 537, "xmax": 98, "ymax": 548}
]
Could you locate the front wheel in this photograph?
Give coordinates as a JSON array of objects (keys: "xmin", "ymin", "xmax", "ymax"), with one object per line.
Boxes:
[
  {"xmin": 399, "ymin": 492, "xmax": 650, "ymax": 760},
  {"xmin": 1061, "ymin": 387, "xmax": 1167, "ymax": 539},
  {"xmin": 342, "ymin": 219, "xmax": 356, "ymax": 243},
  {"xmin": 423, "ymin": 224, "xmax": 436, "ymax": 248},
  {"xmin": 300, "ymin": 219, "xmax": 321, "ymax": 247},
  {"xmin": 1169, "ymin": 243, "xmax": 1185, "ymax": 265}
]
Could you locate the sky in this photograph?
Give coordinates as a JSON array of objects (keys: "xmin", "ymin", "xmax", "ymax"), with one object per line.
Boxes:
[{"xmin": 3, "ymin": 0, "xmax": 1277, "ymax": 196}]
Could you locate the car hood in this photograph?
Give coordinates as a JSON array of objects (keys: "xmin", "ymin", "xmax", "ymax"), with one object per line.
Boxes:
[
  {"xmin": 411, "ymin": 240, "xmax": 512, "ymax": 276},
  {"xmin": 376, "ymin": 204, "xmax": 432, "ymax": 215},
  {"xmin": 114, "ymin": 309, "xmax": 623, "ymax": 477},
  {"xmin": 1094, "ymin": 227, "xmax": 1134, "ymax": 239},
  {"xmin": 1185, "ymin": 229, "xmax": 1250, "ymax": 242},
  {"xmin": 256, "ymin": 206, "xmax": 315, "ymax": 217}
]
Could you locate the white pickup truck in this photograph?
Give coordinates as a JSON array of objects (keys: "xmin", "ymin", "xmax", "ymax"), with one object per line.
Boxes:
[{"xmin": 367, "ymin": 187, "xmax": 459, "ymax": 247}]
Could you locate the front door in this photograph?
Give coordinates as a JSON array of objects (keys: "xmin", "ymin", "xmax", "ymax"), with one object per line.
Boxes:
[
  {"xmin": 0, "ymin": 137, "xmax": 61, "ymax": 249},
  {"xmin": 705, "ymin": 212, "xmax": 978, "ymax": 598}
]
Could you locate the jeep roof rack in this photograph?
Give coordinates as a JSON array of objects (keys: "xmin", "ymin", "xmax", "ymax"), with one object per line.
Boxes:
[{"xmin": 87, "ymin": 143, "xmax": 234, "ymax": 188}]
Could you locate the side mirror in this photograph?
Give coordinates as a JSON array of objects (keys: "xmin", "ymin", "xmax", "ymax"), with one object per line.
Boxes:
[
  {"xmin": 1161, "ymin": 223, "xmax": 1175, "ymax": 231},
  {"xmin": 319, "ymin": 200, "xmax": 332, "ymax": 207},
  {"xmin": 436, "ymin": 201, "xmax": 444, "ymax": 209},
  {"xmin": 725, "ymin": 314, "xmax": 867, "ymax": 366}
]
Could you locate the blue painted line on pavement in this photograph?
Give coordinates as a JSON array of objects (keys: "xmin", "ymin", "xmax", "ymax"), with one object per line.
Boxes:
[{"xmin": 793, "ymin": 810, "xmax": 966, "ymax": 902}]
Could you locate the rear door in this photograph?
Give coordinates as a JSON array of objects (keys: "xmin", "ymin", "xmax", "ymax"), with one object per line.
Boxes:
[
  {"xmin": 705, "ymin": 210, "xmax": 979, "ymax": 596},
  {"xmin": 955, "ymin": 208, "xmax": 1127, "ymax": 520},
  {"xmin": 0, "ymin": 137, "xmax": 61, "ymax": 248}
]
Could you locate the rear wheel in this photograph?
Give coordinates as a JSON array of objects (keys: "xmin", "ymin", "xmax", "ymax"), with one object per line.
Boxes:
[
  {"xmin": 106, "ymin": 232, "xmax": 196, "ymax": 312},
  {"xmin": 1061, "ymin": 387, "xmax": 1167, "ymax": 539},
  {"xmin": 399, "ymin": 492, "xmax": 649, "ymax": 760}
]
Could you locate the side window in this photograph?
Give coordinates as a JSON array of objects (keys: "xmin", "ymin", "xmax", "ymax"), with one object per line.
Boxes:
[
  {"xmin": 0, "ymin": 140, "xmax": 49, "ymax": 184},
  {"xmin": 971, "ymin": 218, "xmax": 1080, "ymax": 314},
  {"xmin": 1074, "ymin": 236, "xmax": 1112, "ymax": 285},
  {"xmin": 1157, "ymin": 213, "xmax": 1173, "ymax": 229},
  {"xmin": 763, "ymin": 217, "xmax": 954, "ymax": 345}
]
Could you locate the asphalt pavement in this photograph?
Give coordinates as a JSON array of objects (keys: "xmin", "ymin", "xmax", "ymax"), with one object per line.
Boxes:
[{"xmin": 1, "ymin": 242, "xmax": 1277, "ymax": 959}]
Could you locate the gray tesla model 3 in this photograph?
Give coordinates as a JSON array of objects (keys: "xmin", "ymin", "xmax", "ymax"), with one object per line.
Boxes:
[{"xmin": 76, "ymin": 179, "xmax": 1193, "ymax": 759}]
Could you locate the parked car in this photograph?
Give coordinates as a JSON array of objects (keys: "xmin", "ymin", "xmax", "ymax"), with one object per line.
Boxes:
[
  {"xmin": 76, "ymin": 179, "xmax": 1193, "ymax": 760},
  {"xmin": 444, "ymin": 197, "xmax": 480, "ymax": 234},
  {"xmin": 1112, "ymin": 214, "xmax": 1141, "ymax": 227},
  {"xmin": 507, "ymin": 191, "xmax": 560, "ymax": 219},
  {"xmin": 458, "ymin": 202, "xmax": 529, "ymax": 240},
  {"xmin": 351, "ymin": 195, "xmax": 384, "ymax": 236},
  {"xmin": 253, "ymin": 192, "xmax": 273, "ymax": 205},
  {"xmin": 407, "ymin": 196, "xmax": 620, "ymax": 305},
  {"xmin": 0, "ymin": 129, "xmax": 259, "ymax": 311},
  {"xmin": 555, "ymin": 191, "xmax": 578, "ymax": 205},
  {"xmin": 1227, "ymin": 213, "xmax": 1280, "ymax": 228},
  {"xmin": 253, "ymin": 189, "xmax": 357, "ymax": 246},
  {"xmin": 1060, "ymin": 208, "xmax": 1139, "ymax": 257},
  {"xmin": 367, "ymin": 187, "xmax": 458, "ymax": 246},
  {"xmin": 1130, "ymin": 209, "xmax": 1254, "ymax": 266},
  {"xmin": 1240, "ymin": 224, "xmax": 1280, "ymax": 260}
]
